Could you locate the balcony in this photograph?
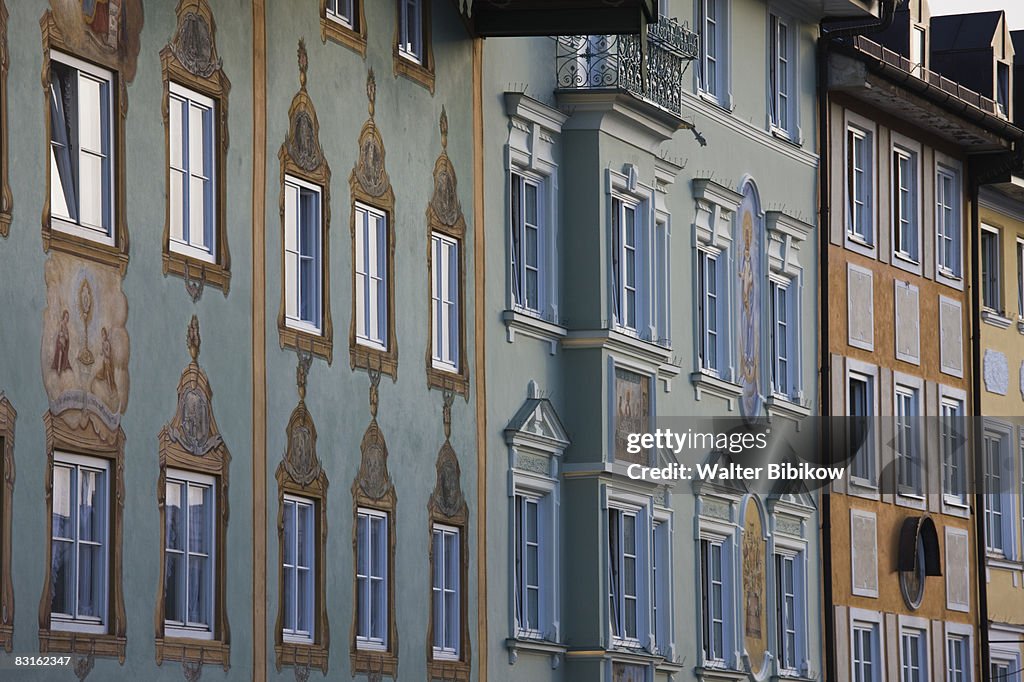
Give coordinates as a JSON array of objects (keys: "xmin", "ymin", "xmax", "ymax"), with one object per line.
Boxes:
[
  {"xmin": 554, "ymin": 17, "xmax": 699, "ymax": 118},
  {"xmin": 459, "ymin": 0, "xmax": 658, "ymax": 37}
]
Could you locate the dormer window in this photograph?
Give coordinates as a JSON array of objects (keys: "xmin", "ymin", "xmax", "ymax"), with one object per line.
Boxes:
[
  {"xmin": 910, "ymin": 26, "xmax": 926, "ymax": 76},
  {"xmin": 997, "ymin": 62, "xmax": 1009, "ymax": 118}
]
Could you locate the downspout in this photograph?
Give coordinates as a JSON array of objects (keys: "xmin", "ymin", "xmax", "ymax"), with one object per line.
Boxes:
[{"xmin": 817, "ymin": 4, "xmax": 895, "ymax": 682}]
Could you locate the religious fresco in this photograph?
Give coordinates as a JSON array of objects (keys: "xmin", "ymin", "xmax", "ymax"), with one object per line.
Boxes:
[
  {"xmin": 614, "ymin": 367, "xmax": 649, "ymax": 464},
  {"xmin": 742, "ymin": 499, "xmax": 767, "ymax": 675},
  {"xmin": 47, "ymin": 0, "xmax": 143, "ymax": 77},
  {"xmin": 737, "ymin": 180, "xmax": 763, "ymax": 420},
  {"xmin": 41, "ymin": 253, "xmax": 130, "ymax": 430}
]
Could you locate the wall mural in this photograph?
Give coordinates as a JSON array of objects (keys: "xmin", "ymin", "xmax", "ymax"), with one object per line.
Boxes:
[
  {"xmin": 48, "ymin": 0, "xmax": 143, "ymax": 74},
  {"xmin": 742, "ymin": 499, "xmax": 767, "ymax": 676},
  {"xmin": 614, "ymin": 367, "xmax": 649, "ymax": 465},
  {"xmin": 41, "ymin": 253, "xmax": 130, "ymax": 432},
  {"xmin": 737, "ymin": 179, "xmax": 763, "ymax": 420}
]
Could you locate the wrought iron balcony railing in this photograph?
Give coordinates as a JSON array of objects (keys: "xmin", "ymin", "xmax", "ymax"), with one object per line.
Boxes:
[{"xmin": 555, "ymin": 17, "xmax": 699, "ymax": 117}]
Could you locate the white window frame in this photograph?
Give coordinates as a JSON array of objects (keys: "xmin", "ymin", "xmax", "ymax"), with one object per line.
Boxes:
[
  {"xmin": 898, "ymin": 620, "xmax": 930, "ymax": 682},
  {"xmin": 934, "ymin": 157, "xmax": 962, "ymax": 282},
  {"xmin": 284, "ymin": 174, "xmax": 323, "ymax": 335},
  {"xmin": 168, "ymin": 81, "xmax": 216, "ymax": 264},
  {"xmin": 163, "ymin": 468, "xmax": 217, "ymax": 640},
  {"xmin": 50, "ymin": 452, "xmax": 110, "ymax": 635},
  {"xmin": 698, "ymin": 246, "xmax": 724, "ymax": 376},
  {"xmin": 1016, "ymin": 237, "xmax": 1024, "ymax": 320},
  {"xmin": 996, "ymin": 61, "xmax": 1010, "ymax": 119},
  {"xmin": 894, "ymin": 383, "xmax": 922, "ymax": 497},
  {"xmin": 699, "ymin": 533, "xmax": 732, "ymax": 666},
  {"xmin": 612, "ymin": 196, "xmax": 644, "ymax": 335},
  {"xmin": 768, "ymin": 11, "xmax": 797, "ymax": 139},
  {"xmin": 940, "ymin": 394, "xmax": 967, "ymax": 508},
  {"xmin": 510, "ymin": 171, "xmax": 546, "ymax": 316},
  {"xmin": 354, "ymin": 202, "xmax": 388, "ymax": 350},
  {"xmin": 769, "ymin": 276, "xmax": 796, "ymax": 399},
  {"xmin": 326, "ymin": 0, "xmax": 355, "ymax": 29},
  {"xmin": 49, "ymin": 51, "xmax": 115, "ymax": 246},
  {"xmin": 981, "ymin": 224, "xmax": 1002, "ymax": 313},
  {"xmin": 697, "ymin": 0, "xmax": 730, "ymax": 108},
  {"xmin": 773, "ymin": 548, "xmax": 805, "ymax": 675},
  {"xmin": 944, "ymin": 620, "xmax": 974, "ymax": 682},
  {"xmin": 397, "ymin": 0, "xmax": 424, "ymax": 64},
  {"xmin": 651, "ymin": 514, "xmax": 672, "ymax": 657},
  {"xmin": 984, "ymin": 420, "xmax": 1017, "ymax": 558},
  {"xmin": 282, "ymin": 494, "xmax": 315, "ymax": 644},
  {"xmin": 608, "ymin": 169, "xmax": 659, "ymax": 343},
  {"xmin": 431, "ymin": 523, "xmax": 461, "ymax": 660},
  {"xmin": 607, "ymin": 505, "xmax": 644, "ymax": 646},
  {"xmin": 430, "ymin": 231, "xmax": 460, "ymax": 372},
  {"xmin": 891, "ymin": 137, "xmax": 922, "ymax": 267},
  {"xmin": 846, "ymin": 361, "xmax": 879, "ymax": 491},
  {"xmin": 355, "ymin": 507, "xmax": 389, "ymax": 651},
  {"xmin": 844, "ymin": 115, "xmax": 876, "ymax": 252},
  {"xmin": 511, "ymin": 473, "xmax": 559, "ymax": 642},
  {"xmin": 849, "ymin": 608, "xmax": 884, "ymax": 682},
  {"xmin": 910, "ymin": 25, "xmax": 927, "ymax": 76}
]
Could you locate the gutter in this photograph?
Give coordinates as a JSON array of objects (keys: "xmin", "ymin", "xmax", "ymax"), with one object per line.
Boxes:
[{"xmin": 817, "ymin": 4, "xmax": 895, "ymax": 682}]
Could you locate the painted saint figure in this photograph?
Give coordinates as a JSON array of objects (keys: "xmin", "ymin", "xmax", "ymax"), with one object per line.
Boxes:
[
  {"xmin": 51, "ymin": 309, "xmax": 73, "ymax": 374},
  {"xmin": 94, "ymin": 327, "xmax": 116, "ymax": 393}
]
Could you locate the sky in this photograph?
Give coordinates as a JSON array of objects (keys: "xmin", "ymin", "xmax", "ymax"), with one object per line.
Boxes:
[{"xmin": 928, "ymin": 0, "xmax": 1024, "ymax": 30}]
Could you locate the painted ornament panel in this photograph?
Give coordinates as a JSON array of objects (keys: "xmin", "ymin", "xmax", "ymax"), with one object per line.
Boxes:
[
  {"xmin": 742, "ymin": 501, "xmax": 767, "ymax": 674},
  {"xmin": 737, "ymin": 182, "xmax": 762, "ymax": 419}
]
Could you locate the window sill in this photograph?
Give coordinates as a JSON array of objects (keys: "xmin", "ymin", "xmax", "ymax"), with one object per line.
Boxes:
[
  {"xmin": 696, "ymin": 663, "xmax": 748, "ymax": 681},
  {"xmin": 280, "ymin": 317, "xmax": 333, "ymax": 364},
  {"xmin": 426, "ymin": 363, "xmax": 469, "ymax": 397},
  {"xmin": 941, "ymin": 497, "xmax": 970, "ymax": 518},
  {"xmin": 562, "ymin": 329, "xmax": 679, "ymax": 378},
  {"xmin": 428, "ymin": 656, "xmax": 470, "ymax": 681},
  {"xmin": 690, "ymin": 370, "xmax": 742, "ymax": 408},
  {"xmin": 765, "ymin": 394, "xmax": 811, "ymax": 420},
  {"xmin": 697, "ymin": 89, "xmax": 731, "ymax": 113},
  {"xmin": 350, "ymin": 337, "xmax": 397, "ymax": 380},
  {"xmin": 351, "ymin": 646, "xmax": 398, "ymax": 678},
  {"xmin": 393, "ymin": 49, "xmax": 435, "ymax": 94},
  {"xmin": 43, "ymin": 219, "xmax": 128, "ymax": 275},
  {"xmin": 770, "ymin": 126, "xmax": 801, "ymax": 148},
  {"xmin": 39, "ymin": 628, "xmax": 126, "ymax": 663},
  {"xmin": 986, "ymin": 555, "xmax": 1023, "ymax": 571},
  {"xmin": 163, "ymin": 247, "xmax": 230, "ymax": 296},
  {"xmin": 276, "ymin": 638, "xmax": 328, "ymax": 675},
  {"xmin": 981, "ymin": 309, "xmax": 1013, "ymax": 329},
  {"xmin": 503, "ymin": 309, "xmax": 566, "ymax": 355},
  {"xmin": 156, "ymin": 635, "xmax": 230, "ymax": 669},
  {"xmin": 321, "ymin": 16, "xmax": 366, "ymax": 57}
]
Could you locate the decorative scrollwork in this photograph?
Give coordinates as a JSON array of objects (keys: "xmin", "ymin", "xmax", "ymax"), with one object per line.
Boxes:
[{"xmin": 171, "ymin": 11, "xmax": 221, "ymax": 78}]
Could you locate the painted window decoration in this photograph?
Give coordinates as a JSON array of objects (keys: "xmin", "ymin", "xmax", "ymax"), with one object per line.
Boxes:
[
  {"xmin": 168, "ymin": 83, "xmax": 215, "ymax": 263},
  {"xmin": 282, "ymin": 495, "xmax": 315, "ymax": 644},
  {"xmin": 935, "ymin": 165, "xmax": 960, "ymax": 277},
  {"xmin": 892, "ymin": 144, "xmax": 919, "ymax": 262},
  {"xmin": 700, "ymin": 538, "xmax": 726, "ymax": 663},
  {"xmin": 941, "ymin": 398, "xmax": 966, "ymax": 505},
  {"xmin": 514, "ymin": 493, "xmax": 542, "ymax": 636},
  {"xmin": 847, "ymin": 372, "xmax": 875, "ymax": 485},
  {"xmin": 946, "ymin": 635, "xmax": 967, "ymax": 682},
  {"xmin": 51, "ymin": 453, "xmax": 109, "ymax": 634},
  {"xmin": 354, "ymin": 203, "xmax": 388, "ymax": 349},
  {"xmin": 852, "ymin": 623, "xmax": 879, "ymax": 682},
  {"xmin": 163, "ymin": 471, "xmax": 215, "ymax": 639},
  {"xmin": 398, "ymin": 0, "xmax": 425, "ymax": 64},
  {"xmin": 430, "ymin": 232, "xmax": 460, "ymax": 372},
  {"xmin": 510, "ymin": 172, "xmax": 543, "ymax": 315},
  {"xmin": 608, "ymin": 508, "xmax": 640, "ymax": 645},
  {"xmin": 355, "ymin": 507, "xmax": 388, "ymax": 651},
  {"xmin": 49, "ymin": 53, "xmax": 114, "ymax": 244},
  {"xmin": 284, "ymin": 175, "xmax": 323, "ymax": 335},
  {"xmin": 981, "ymin": 226, "xmax": 1001, "ymax": 312},
  {"xmin": 895, "ymin": 386, "xmax": 921, "ymax": 495},
  {"xmin": 698, "ymin": 248, "xmax": 722, "ymax": 374},
  {"xmin": 769, "ymin": 13, "xmax": 794, "ymax": 137},
  {"xmin": 431, "ymin": 524, "xmax": 460, "ymax": 660},
  {"xmin": 846, "ymin": 125, "xmax": 873, "ymax": 244}
]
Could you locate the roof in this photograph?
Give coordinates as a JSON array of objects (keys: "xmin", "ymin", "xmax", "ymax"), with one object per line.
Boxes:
[
  {"xmin": 930, "ymin": 11, "xmax": 1002, "ymax": 53},
  {"xmin": 1013, "ymin": 29, "xmax": 1024, "ymax": 60}
]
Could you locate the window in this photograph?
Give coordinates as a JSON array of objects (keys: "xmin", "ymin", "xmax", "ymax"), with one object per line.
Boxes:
[
  {"xmin": 853, "ymin": 624, "xmax": 880, "ymax": 682},
  {"xmin": 982, "ymin": 226, "xmax": 1001, "ymax": 311},
  {"xmin": 846, "ymin": 124, "xmax": 874, "ymax": 244},
  {"xmin": 510, "ymin": 172, "xmax": 544, "ymax": 314},
  {"xmin": 901, "ymin": 629, "xmax": 927, "ymax": 682},
  {"xmin": 895, "ymin": 386, "xmax": 921, "ymax": 495},
  {"xmin": 282, "ymin": 496, "xmax": 315, "ymax": 644},
  {"xmin": 608, "ymin": 508, "xmax": 639, "ymax": 643},
  {"xmin": 698, "ymin": 249, "xmax": 721, "ymax": 374},
  {"xmin": 701, "ymin": 538, "xmax": 726, "ymax": 662},
  {"xmin": 1017, "ymin": 238, "xmax": 1024, "ymax": 318},
  {"xmin": 769, "ymin": 13, "xmax": 794, "ymax": 136},
  {"xmin": 698, "ymin": 0, "xmax": 728, "ymax": 105},
  {"xmin": 355, "ymin": 508, "xmax": 388, "ymax": 650},
  {"xmin": 893, "ymin": 145, "xmax": 919, "ymax": 262},
  {"xmin": 326, "ymin": 0, "xmax": 355, "ymax": 28},
  {"xmin": 910, "ymin": 26, "xmax": 926, "ymax": 76},
  {"xmin": 612, "ymin": 197, "xmax": 641, "ymax": 332},
  {"xmin": 398, "ymin": 0, "xmax": 425, "ymax": 64},
  {"xmin": 946, "ymin": 635, "xmax": 967, "ymax": 682},
  {"xmin": 49, "ymin": 53, "xmax": 114, "ymax": 244},
  {"xmin": 935, "ymin": 166, "xmax": 960, "ymax": 277},
  {"xmin": 941, "ymin": 399, "xmax": 966, "ymax": 505},
  {"xmin": 431, "ymin": 232, "xmax": 459, "ymax": 371},
  {"xmin": 848, "ymin": 372, "xmax": 875, "ymax": 484},
  {"xmin": 51, "ymin": 454, "xmax": 108, "ymax": 633},
  {"xmin": 284, "ymin": 175, "xmax": 323, "ymax": 334},
  {"xmin": 770, "ymin": 279, "xmax": 793, "ymax": 397},
  {"xmin": 775, "ymin": 553, "xmax": 801, "ymax": 673},
  {"xmin": 354, "ymin": 203, "xmax": 388, "ymax": 349},
  {"xmin": 997, "ymin": 62, "xmax": 1010, "ymax": 118},
  {"xmin": 168, "ymin": 83, "xmax": 215, "ymax": 263},
  {"xmin": 431, "ymin": 524, "xmax": 460, "ymax": 659},
  {"xmin": 985, "ymin": 432, "xmax": 1005, "ymax": 554},
  {"xmin": 164, "ymin": 471, "xmax": 215, "ymax": 639},
  {"xmin": 514, "ymin": 493, "xmax": 542, "ymax": 636},
  {"xmin": 651, "ymin": 520, "xmax": 670, "ymax": 655}
]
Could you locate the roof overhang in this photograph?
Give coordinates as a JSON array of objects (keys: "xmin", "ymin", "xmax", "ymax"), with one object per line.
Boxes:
[{"xmin": 456, "ymin": 0, "xmax": 657, "ymax": 37}]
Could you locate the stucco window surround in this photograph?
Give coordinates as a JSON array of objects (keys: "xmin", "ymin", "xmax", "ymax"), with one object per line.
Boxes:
[
  {"xmin": 848, "ymin": 608, "xmax": 884, "ymax": 682},
  {"xmin": 0, "ymin": 394, "xmax": 14, "ymax": 652},
  {"xmin": 843, "ymin": 110, "xmax": 877, "ymax": 258},
  {"xmin": 988, "ymin": 627, "xmax": 1020, "ymax": 682},
  {"xmin": 161, "ymin": 0, "xmax": 232, "ymax": 297},
  {"xmin": 695, "ymin": 0, "xmax": 733, "ymax": 111},
  {"xmin": 0, "ymin": 1, "xmax": 12, "ymax": 237},
  {"xmin": 890, "ymin": 132, "xmax": 923, "ymax": 276},
  {"xmin": 938, "ymin": 384, "xmax": 969, "ymax": 516},
  {"xmin": 278, "ymin": 42, "xmax": 334, "ymax": 362},
  {"xmin": 892, "ymin": 371, "xmax": 926, "ymax": 509},
  {"xmin": 502, "ymin": 93, "xmax": 567, "ymax": 354},
  {"xmin": 602, "ymin": 486, "xmax": 671, "ymax": 657},
  {"xmin": 896, "ymin": 615, "xmax": 930, "ymax": 682},
  {"xmin": 943, "ymin": 624, "xmax": 973, "ymax": 682},
  {"xmin": 767, "ymin": 497, "xmax": 813, "ymax": 679},
  {"xmin": 321, "ymin": 0, "xmax": 366, "ymax": 56},
  {"xmin": 695, "ymin": 492, "xmax": 740, "ymax": 672},
  {"xmin": 933, "ymin": 151, "xmax": 963, "ymax": 290},
  {"xmin": 844, "ymin": 358, "xmax": 880, "ymax": 498},
  {"xmin": 38, "ymin": 413, "xmax": 127, "ymax": 662},
  {"xmin": 690, "ymin": 178, "xmax": 740, "ymax": 406},
  {"xmin": 606, "ymin": 166, "xmax": 668, "ymax": 348},
  {"xmin": 766, "ymin": 6, "xmax": 801, "ymax": 144},
  {"xmin": 983, "ymin": 418, "xmax": 1018, "ymax": 561},
  {"xmin": 393, "ymin": 0, "xmax": 434, "ymax": 93},
  {"xmin": 41, "ymin": 15, "xmax": 129, "ymax": 274},
  {"xmin": 765, "ymin": 210, "xmax": 811, "ymax": 416}
]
